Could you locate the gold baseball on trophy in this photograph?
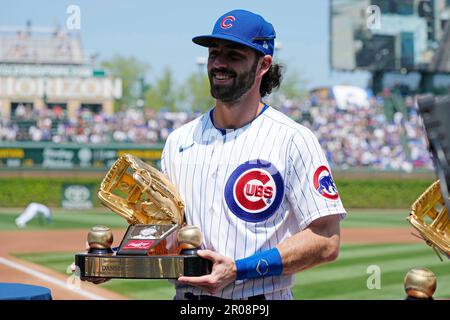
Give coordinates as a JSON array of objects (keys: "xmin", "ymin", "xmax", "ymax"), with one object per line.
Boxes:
[
  {"xmin": 177, "ymin": 225, "xmax": 203, "ymax": 250},
  {"xmin": 87, "ymin": 225, "xmax": 114, "ymax": 250},
  {"xmin": 404, "ymin": 268, "xmax": 437, "ymax": 299}
]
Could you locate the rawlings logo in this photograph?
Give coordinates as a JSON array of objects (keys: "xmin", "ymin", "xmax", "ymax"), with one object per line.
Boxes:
[
  {"xmin": 123, "ymin": 240, "xmax": 154, "ymax": 250},
  {"xmin": 225, "ymin": 160, "xmax": 284, "ymax": 222},
  {"xmin": 221, "ymin": 15, "xmax": 235, "ymax": 29}
]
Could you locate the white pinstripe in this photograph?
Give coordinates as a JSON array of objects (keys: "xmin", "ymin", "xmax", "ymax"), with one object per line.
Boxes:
[{"xmin": 162, "ymin": 105, "xmax": 346, "ymax": 300}]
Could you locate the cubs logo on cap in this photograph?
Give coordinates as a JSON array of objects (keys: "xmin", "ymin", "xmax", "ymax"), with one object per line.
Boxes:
[
  {"xmin": 313, "ymin": 166, "xmax": 339, "ymax": 200},
  {"xmin": 221, "ymin": 15, "xmax": 235, "ymax": 29},
  {"xmin": 225, "ymin": 160, "xmax": 284, "ymax": 222}
]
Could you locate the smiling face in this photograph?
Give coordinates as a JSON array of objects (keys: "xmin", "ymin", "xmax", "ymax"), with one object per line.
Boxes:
[{"xmin": 207, "ymin": 39, "xmax": 262, "ymax": 103}]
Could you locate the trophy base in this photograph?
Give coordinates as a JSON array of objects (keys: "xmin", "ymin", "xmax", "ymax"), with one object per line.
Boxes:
[
  {"xmin": 180, "ymin": 248, "xmax": 198, "ymax": 256},
  {"xmin": 88, "ymin": 248, "xmax": 113, "ymax": 254},
  {"xmin": 75, "ymin": 252, "xmax": 212, "ymax": 279}
]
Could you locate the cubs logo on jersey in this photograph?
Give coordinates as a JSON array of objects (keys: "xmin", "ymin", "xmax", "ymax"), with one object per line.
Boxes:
[
  {"xmin": 313, "ymin": 165, "xmax": 339, "ymax": 200},
  {"xmin": 225, "ymin": 159, "xmax": 284, "ymax": 222}
]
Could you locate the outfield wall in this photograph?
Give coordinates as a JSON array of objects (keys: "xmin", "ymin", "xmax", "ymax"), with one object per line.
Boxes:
[
  {"xmin": 0, "ymin": 175, "xmax": 435, "ymax": 209},
  {"xmin": 0, "ymin": 142, "xmax": 163, "ymax": 170}
]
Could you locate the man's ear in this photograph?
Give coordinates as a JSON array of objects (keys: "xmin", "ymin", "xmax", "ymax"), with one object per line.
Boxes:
[{"xmin": 257, "ymin": 55, "xmax": 272, "ymax": 78}]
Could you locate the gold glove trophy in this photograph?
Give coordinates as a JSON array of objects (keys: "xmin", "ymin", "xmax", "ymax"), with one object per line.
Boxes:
[
  {"xmin": 409, "ymin": 180, "xmax": 450, "ymax": 259},
  {"xmin": 74, "ymin": 154, "xmax": 212, "ymax": 279}
]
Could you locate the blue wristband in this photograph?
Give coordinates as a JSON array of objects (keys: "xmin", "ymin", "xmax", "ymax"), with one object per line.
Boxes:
[{"xmin": 235, "ymin": 248, "xmax": 283, "ymax": 280}]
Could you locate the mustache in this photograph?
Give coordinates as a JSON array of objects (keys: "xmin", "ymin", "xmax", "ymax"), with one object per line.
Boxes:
[{"xmin": 210, "ymin": 68, "xmax": 236, "ymax": 77}]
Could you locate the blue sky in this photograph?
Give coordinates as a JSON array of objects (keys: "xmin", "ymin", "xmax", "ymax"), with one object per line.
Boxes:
[{"xmin": 0, "ymin": 0, "xmax": 370, "ymax": 89}]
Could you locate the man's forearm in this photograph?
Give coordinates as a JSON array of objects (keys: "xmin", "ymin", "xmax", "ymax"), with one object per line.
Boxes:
[{"xmin": 276, "ymin": 215, "xmax": 341, "ymax": 275}]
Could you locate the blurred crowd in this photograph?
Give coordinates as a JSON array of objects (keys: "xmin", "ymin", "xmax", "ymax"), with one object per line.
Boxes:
[
  {"xmin": 0, "ymin": 94, "xmax": 433, "ymax": 171},
  {"xmin": 279, "ymin": 95, "xmax": 432, "ymax": 171},
  {"xmin": 0, "ymin": 104, "xmax": 200, "ymax": 145}
]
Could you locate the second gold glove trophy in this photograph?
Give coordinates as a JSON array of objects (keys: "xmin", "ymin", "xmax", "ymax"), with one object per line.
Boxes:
[{"xmin": 74, "ymin": 154, "xmax": 212, "ymax": 279}]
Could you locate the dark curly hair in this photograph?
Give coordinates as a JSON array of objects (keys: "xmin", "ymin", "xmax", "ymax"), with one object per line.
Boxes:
[
  {"xmin": 260, "ymin": 63, "xmax": 283, "ymax": 97},
  {"xmin": 253, "ymin": 49, "xmax": 283, "ymax": 97}
]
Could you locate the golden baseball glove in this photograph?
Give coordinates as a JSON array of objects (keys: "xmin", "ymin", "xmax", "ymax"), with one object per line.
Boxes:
[
  {"xmin": 408, "ymin": 180, "xmax": 450, "ymax": 259},
  {"xmin": 98, "ymin": 154, "xmax": 184, "ymax": 225}
]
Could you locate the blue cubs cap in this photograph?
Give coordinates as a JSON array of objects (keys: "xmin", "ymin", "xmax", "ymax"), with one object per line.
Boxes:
[{"xmin": 192, "ymin": 9, "xmax": 276, "ymax": 56}]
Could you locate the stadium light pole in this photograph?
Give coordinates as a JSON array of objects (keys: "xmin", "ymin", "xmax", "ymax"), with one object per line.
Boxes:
[
  {"xmin": 196, "ymin": 56, "xmax": 207, "ymax": 75},
  {"xmin": 43, "ymin": 77, "xmax": 48, "ymax": 110},
  {"xmin": 274, "ymin": 41, "xmax": 282, "ymax": 61}
]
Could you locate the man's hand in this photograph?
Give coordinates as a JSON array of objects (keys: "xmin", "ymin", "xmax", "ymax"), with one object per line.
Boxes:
[
  {"xmin": 177, "ymin": 249, "xmax": 237, "ymax": 294},
  {"xmin": 70, "ymin": 241, "xmax": 110, "ymax": 285},
  {"xmin": 70, "ymin": 262, "xmax": 110, "ymax": 285}
]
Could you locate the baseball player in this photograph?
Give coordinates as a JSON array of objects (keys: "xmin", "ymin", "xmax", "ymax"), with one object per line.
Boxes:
[
  {"xmin": 15, "ymin": 202, "xmax": 52, "ymax": 228},
  {"xmin": 162, "ymin": 9, "xmax": 347, "ymax": 300}
]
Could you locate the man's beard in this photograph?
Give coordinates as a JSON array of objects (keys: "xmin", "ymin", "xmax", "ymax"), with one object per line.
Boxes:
[{"xmin": 208, "ymin": 58, "xmax": 259, "ymax": 103}]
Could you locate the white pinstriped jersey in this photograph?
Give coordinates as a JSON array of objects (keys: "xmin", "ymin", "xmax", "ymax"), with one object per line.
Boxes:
[{"xmin": 161, "ymin": 104, "xmax": 346, "ymax": 300}]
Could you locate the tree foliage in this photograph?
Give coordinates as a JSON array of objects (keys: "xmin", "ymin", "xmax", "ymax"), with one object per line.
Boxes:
[
  {"xmin": 145, "ymin": 68, "xmax": 180, "ymax": 112},
  {"xmin": 182, "ymin": 72, "xmax": 214, "ymax": 112},
  {"xmin": 278, "ymin": 67, "xmax": 309, "ymax": 101},
  {"xmin": 101, "ymin": 55, "xmax": 150, "ymax": 110}
]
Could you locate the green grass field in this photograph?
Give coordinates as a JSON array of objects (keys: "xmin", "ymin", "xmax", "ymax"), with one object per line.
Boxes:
[
  {"xmin": 4, "ymin": 208, "xmax": 449, "ymax": 299},
  {"xmin": 0, "ymin": 209, "xmax": 127, "ymax": 230},
  {"xmin": 293, "ymin": 243, "xmax": 449, "ymax": 299}
]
